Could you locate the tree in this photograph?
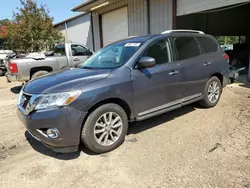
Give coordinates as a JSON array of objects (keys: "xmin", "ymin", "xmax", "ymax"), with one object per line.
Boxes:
[
  {"xmin": 3, "ymin": 0, "xmax": 62, "ymax": 52},
  {"xmin": 216, "ymin": 36, "xmax": 240, "ymax": 45},
  {"xmin": 0, "ymin": 19, "xmax": 10, "ymax": 26},
  {"xmin": 0, "ymin": 19, "xmax": 10, "ymax": 45}
]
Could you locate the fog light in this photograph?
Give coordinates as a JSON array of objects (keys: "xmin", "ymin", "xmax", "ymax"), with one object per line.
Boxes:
[{"xmin": 47, "ymin": 128, "xmax": 59, "ymax": 139}]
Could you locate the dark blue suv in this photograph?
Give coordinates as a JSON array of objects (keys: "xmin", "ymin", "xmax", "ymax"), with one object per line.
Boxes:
[{"xmin": 17, "ymin": 30, "xmax": 230, "ymax": 153}]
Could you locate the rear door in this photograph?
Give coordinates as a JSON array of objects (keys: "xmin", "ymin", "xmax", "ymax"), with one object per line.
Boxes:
[
  {"xmin": 171, "ymin": 36, "xmax": 208, "ymax": 98},
  {"xmin": 196, "ymin": 36, "xmax": 223, "ymax": 74},
  {"xmin": 70, "ymin": 44, "xmax": 92, "ymax": 67},
  {"xmin": 131, "ymin": 38, "xmax": 185, "ymax": 117}
]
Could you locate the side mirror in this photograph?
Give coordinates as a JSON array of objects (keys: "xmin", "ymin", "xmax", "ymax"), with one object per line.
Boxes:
[{"xmin": 136, "ymin": 56, "xmax": 156, "ymax": 69}]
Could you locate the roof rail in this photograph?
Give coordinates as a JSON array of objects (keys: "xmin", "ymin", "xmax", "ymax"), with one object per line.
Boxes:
[{"xmin": 161, "ymin": 30, "xmax": 205, "ymax": 35}]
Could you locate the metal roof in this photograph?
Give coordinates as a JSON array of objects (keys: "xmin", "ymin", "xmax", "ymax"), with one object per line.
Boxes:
[{"xmin": 72, "ymin": 0, "xmax": 107, "ymax": 12}]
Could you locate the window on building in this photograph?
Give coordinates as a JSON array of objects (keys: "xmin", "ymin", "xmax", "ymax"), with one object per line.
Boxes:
[
  {"xmin": 143, "ymin": 39, "xmax": 171, "ymax": 65},
  {"xmin": 197, "ymin": 37, "xmax": 218, "ymax": 53},
  {"xmin": 173, "ymin": 37, "xmax": 201, "ymax": 60}
]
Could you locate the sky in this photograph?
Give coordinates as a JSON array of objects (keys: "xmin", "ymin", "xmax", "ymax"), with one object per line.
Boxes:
[{"xmin": 0, "ymin": 0, "xmax": 84, "ymax": 24}]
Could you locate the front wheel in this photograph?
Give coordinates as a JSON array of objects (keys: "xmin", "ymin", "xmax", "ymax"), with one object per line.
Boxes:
[
  {"xmin": 199, "ymin": 76, "xmax": 222, "ymax": 108},
  {"xmin": 81, "ymin": 103, "xmax": 128, "ymax": 154},
  {"xmin": 31, "ymin": 70, "xmax": 49, "ymax": 80}
]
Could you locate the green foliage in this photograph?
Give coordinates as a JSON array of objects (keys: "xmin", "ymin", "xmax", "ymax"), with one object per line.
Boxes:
[
  {"xmin": 215, "ymin": 36, "xmax": 245, "ymax": 45},
  {"xmin": 0, "ymin": 19, "xmax": 10, "ymax": 26},
  {"xmin": 4, "ymin": 0, "xmax": 63, "ymax": 52}
]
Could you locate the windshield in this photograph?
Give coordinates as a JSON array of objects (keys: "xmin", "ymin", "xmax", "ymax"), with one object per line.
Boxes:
[{"xmin": 79, "ymin": 41, "xmax": 143, "ymax": 69}]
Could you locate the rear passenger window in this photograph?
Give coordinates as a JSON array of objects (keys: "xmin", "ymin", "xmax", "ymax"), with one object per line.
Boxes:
[
  {"xmin": 173, "ymin": 37, "xmax": 201, "ymax": 60},
  {"xmin": 197, "ymin": 37, "xmax": 218, "ymax": 53},
  {"xmin": 144, "ymin": 39, "xmax": 171, "ymax": 65}
]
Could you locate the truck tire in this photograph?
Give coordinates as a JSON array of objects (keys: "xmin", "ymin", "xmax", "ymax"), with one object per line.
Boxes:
[
  {"xmin": 31, "ymin": 70, "xmax": 49, "ymax": 80},
  {"xmin": 0, "ymin": 70, "xmax": 4, "ymax": 76},
  {"xmin": 81, "ymin": 103, "xmax": 128, "ymax": 154},
  {"xmin": 199, "ymin": 76, "xmax": 222, "ymax": 108}
]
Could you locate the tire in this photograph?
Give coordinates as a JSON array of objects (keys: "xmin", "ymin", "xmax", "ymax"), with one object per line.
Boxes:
[
  {"xmin": 81, "ymin": 103, "xmax": 128, "ymax": 154},
  {"xmin": 199, "ymin": 76, "xmax": 222, "ymax": 108},
  {"xmin": 31, "ymin": 70, "xmax": 49, "ymax": 80},
  {"xmin": 0, "ymin": 70, "xmax": 5, "ymax": 76},
  {"xmin": 229, "ymin": 78, "xmax": 235, "ymax": 84}
]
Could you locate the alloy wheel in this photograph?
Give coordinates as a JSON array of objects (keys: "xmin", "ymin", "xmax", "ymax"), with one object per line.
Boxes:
[
  {"xmin": 208, "ymin": 81, "xmax": 220, "ymax": 104},
  {"xmin": 94, "ymin": 112, "xmax": 123, "ymax": 146}
]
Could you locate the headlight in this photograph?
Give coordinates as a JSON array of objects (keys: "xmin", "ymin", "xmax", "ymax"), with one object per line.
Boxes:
[{"xmin": 35, "ymin": 90, "xmax": 82, "ymax": 110}]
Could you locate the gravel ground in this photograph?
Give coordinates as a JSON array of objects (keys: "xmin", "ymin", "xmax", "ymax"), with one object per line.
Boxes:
[{"xmin": 0, "ymin": 77, "xmax": 250, "ymax": 188}]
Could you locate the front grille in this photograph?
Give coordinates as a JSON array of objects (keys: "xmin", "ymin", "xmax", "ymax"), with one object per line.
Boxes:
[{"xmin": 21, "ymin": 93, "xmax": 32, "ymax": 109}]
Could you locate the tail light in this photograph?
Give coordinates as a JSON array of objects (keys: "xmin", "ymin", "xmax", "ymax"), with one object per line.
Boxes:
[
  {"xmin": 9, "ymin": 62, "xmax": 18, "ymax": 73},
  {"xmin": 223, "ymin": 54, "xmax": 230, "ymax": 63}
]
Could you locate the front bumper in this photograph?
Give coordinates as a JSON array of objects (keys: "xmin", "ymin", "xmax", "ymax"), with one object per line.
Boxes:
[{"xmin": 17, "ymin": 106, "xmax": 87, "ymax": 153}]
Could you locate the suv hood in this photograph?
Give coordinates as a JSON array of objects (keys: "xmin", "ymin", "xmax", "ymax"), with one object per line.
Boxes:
[{"xmin": 23, "ymin": 68, "xmax": 111, "ymax": 94}]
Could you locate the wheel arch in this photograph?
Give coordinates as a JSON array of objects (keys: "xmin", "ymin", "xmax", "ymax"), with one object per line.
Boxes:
[
  {"xmin": 86, "ymin": 98, "xmax": 133, "ymax": 121},
  {"xmin": 210, "ymin": 73, "xmax": 223, "ymax": 86},
  {"xmin": 30, "ymin": 66, "xmax": 53, "ymax": 79}
]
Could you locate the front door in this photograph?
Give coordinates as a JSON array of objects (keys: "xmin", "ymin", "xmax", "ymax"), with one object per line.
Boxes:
[
  {"xmin": 131, "ymin": 38, "xmax": 184, "ymax": 117},
  {"xmin": 70, "ymin": 44, "xmax": 91, "ymax": 67}
]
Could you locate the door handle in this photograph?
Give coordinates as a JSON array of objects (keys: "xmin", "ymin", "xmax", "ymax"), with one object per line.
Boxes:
[
  {"xmin": 169, "ymin": 70, "xmax": 179, "ymax": 76},
  {"xmin": 73, "ymin": 58, "xmax": 80, "ymax": 62},
  {"xmin": 204, "ymin": 62, "xmax": 212, "ymax": 66}
]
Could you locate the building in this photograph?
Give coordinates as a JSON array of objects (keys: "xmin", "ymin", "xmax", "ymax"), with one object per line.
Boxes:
[
  {"xmin": 54, "ymin": 13, "xmax": 94, "ymax": 50},
  {"xmin": 72, "ymin": 0, "xmax": 174, "ymax": 51},
  {"xmin": 71, "ymin": 0, "xmax": 250, "ymax": 52}
]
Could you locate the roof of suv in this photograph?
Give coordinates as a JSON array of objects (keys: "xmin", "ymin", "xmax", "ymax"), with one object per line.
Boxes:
[{"xmin": 108, "ymin": 30, "xmax": 208, "ymax": 46}]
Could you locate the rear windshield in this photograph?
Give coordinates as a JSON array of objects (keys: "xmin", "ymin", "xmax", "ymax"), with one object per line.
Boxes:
[
  {"xmin": 54, "ymin": 44, "xmax": 66, "ymax": 56},
  {"xmin": 79, "ymin": 40, "xmax": 145, "ymax": 69}
]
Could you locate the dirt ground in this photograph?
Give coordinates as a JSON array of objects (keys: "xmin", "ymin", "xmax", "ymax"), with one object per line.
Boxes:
[{"xmin": 0, "ymin": 76, "xmax": 250, "ymax": 188}]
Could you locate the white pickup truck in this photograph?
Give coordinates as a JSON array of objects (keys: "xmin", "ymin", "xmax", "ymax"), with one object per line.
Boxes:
[
  {"xmin": 5, "ymin": 43, "xmax": 93, "ymax": 82},
  {"xmin": 0, "ymin": 49, "xmax": 15, "ymax": 76}
]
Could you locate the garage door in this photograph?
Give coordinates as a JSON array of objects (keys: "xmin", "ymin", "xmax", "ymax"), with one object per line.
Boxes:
[
  {"xmin": 102, "ymin": 7, "xmax": 128, "ymax": 46},
  {"xmin": 177, "ymin": 0, "xmax": 250, "ymax": 16}
]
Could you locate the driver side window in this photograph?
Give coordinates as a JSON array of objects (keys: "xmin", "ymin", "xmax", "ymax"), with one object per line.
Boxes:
[
  {"xmin": 143, "ymin": 39, "xmax": 172, "ymax": 65},
  {"xmin": 71, "ymin": 45, "xmax": 88, "ymax": 56}
]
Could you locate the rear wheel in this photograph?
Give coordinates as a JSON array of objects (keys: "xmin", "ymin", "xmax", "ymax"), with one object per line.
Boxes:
[
  {"xmin": 31, "ymin": 70, "xmax": 49, "ymax": 80},
  {"xmin": 81, "ymin": 103, "xmax": 128, "ymax": 154},
  {"xmin": 200, "ymin": 76, "xmax": 222, "ymax": 108},
  {"xmin": 0, "ymin": 70, "xmax": 5, "ymax": 76}
]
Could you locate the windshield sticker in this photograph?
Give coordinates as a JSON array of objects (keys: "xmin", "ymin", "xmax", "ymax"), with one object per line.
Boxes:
[{"xmin": 124, "ymin": 43, "xmax": 141, "ymax": 47}]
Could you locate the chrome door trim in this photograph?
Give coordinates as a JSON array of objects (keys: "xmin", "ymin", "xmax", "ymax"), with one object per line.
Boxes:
[{"xmin": 138, "ymin": 93, "xmax": 202, "ymax": 117}]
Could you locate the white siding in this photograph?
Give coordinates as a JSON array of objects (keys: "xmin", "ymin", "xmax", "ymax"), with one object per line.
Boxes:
[
  {"xmin": 150, "ymin": 0, "xmax": 173, "ymax": 34},
  {"xmin": 92, "ymin": 0, "xmax": 173, "ymax": 50},
  {"xmin": 102, "ymin": 7, "xmax": 128, "ymax": 46},
  {"xmin": 96, "ymin": 0, "xmax": 148, "ymax": 36},
  {"xmin": 56, "ymin": 14, "xmax": 93, "ymax": 50},
  {"xmin": 92, "ymin": 13, "xmax": 101, "ymax": 50},
  {"xmin": 177, "ymin": 0, "xmax": 250, "ymax": 16}
]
